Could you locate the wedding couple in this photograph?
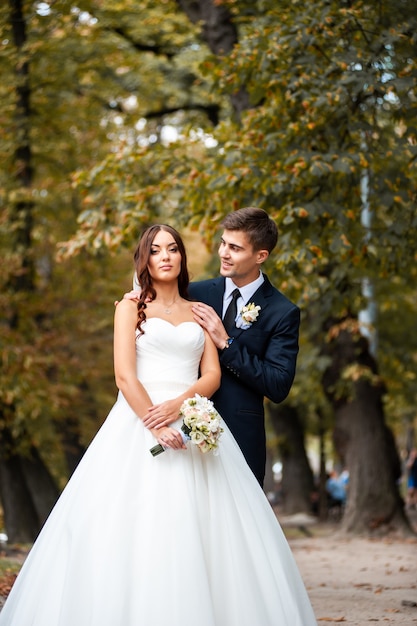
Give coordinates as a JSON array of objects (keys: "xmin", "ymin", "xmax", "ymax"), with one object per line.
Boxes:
[
  {"xmin": 0, "ymin": 207, "xmax": 316, "ymax": 625},
  {"xmin": 135, "ymin": 206, "xmax": 300, "ymax": 486}
]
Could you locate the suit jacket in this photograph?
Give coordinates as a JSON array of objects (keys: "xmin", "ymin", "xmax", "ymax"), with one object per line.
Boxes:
[{"xmin": 188, "ymin": 275, "xmax": 300, "ymax": 485}]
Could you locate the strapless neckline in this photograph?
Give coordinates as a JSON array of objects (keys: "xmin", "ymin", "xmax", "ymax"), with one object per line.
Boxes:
[{"xmin": 145, "ymin": 317, "xmax": 202, "ymax": 330}]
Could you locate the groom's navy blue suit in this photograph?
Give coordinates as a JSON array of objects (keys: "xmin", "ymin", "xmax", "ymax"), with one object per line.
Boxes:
[{"xmin": 189, "ymin": 274, "xmax": 300, "ymax": 486}]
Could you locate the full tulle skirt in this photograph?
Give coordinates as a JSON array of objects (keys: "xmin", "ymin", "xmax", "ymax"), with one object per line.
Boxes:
[
  {"xmin": 1, "ymin": 317, "xmax": 317, "ymax": 625},
  {"xmin": 0, "ymin": 389, "xmax": 316, "ymax": 625}
]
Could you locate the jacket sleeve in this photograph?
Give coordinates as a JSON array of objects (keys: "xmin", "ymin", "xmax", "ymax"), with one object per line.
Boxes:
[{"xmin": 219, "ymin": 304, "xmax": 300, "ymax": 404}]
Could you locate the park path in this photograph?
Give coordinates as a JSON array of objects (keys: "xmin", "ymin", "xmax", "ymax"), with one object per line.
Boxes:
[{"xmin": 286, "ymin": 511, "xmax": 417, "ymax": 625}]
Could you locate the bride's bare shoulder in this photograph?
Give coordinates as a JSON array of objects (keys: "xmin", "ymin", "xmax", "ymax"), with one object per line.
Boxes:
[
  {"xmin": 181, "ymin": 300, "xmax": 196, "ymax": 314},
  {"xmin": 115, "ymin": 298, "xmax": 137, "ymax": 318}
]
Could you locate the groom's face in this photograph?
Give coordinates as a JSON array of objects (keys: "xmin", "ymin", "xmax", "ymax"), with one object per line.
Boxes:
[{"xmin": 218, "ymin": 230, "xmax": 268, "ymax": 287}]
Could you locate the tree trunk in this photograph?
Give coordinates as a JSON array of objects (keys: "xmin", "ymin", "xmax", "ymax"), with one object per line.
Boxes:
[
  {"xmin": 0, "ymin": 454, "xmax": 39, "ymax": 544},
  {"xmin": 56, "ymin": 416, "xmax": 87, "ymax": 477},
  {"xmin": 317, "ymin": 413, "xmax": 330, "ymax": 521},
  {"xmin": 0, "ymin": 0, "xmax": 62, "ymax": 543},
  {"xmin": 323, "ymin": 319, "xmax": 413, "ymax": 536},
  {"xmin": 0, "ymin": 427, "xmax": 60, "ymax": 543},
  {"xmin": 176, "ymin": 0, "xmax": 250, "ymax": 115},
  {"xmin": 269, "ymin": 404, "xmax": 315, "ymax": 515}
]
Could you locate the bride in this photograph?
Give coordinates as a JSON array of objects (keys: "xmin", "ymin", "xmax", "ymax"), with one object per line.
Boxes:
[{"xmin": 0, "ymin": 224, "xmax": 317, "ymax": 625}]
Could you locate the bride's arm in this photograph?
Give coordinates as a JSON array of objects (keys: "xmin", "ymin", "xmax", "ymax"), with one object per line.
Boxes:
[
  {"xmin": 142, "ymin": 331, "xmax": 221, "ymax": 430},
  {"xmin": 114, "ymin": 300, "xmax": 185, "ymax": 449},
  {"xmin": 113, "ymin": 299, "xmax": 154, "ymax": 417},
  {"xmin": 179, "ymin": 330, "xmax": 221, "ymax": 402}
]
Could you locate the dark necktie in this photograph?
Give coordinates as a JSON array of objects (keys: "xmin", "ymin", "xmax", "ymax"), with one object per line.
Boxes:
[{"xmin": 223, "ymin": 288, "xmax": 241, "ymax": 334}]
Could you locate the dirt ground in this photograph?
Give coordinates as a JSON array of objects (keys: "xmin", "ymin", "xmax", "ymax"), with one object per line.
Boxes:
[
  {"xmin": 282, "ymin": 510, "xmax": 417, "ymax": 625},
  {"xmin": 1, "ymin": 512, "xmax": 416, "ymax": 624}
]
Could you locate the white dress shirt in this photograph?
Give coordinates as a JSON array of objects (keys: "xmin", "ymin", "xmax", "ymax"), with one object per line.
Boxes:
[{"xmin": 223, "ymin": 272, "xmax": 264, "ymax": 321}]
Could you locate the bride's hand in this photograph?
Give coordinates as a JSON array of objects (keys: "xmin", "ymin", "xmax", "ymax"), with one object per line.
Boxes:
[
  {"xmin": 143, "ymin": 398, "xmax": 182, "ymax": 429},
  {"xmin": 152, "ymin": 426, "xmax": 186, "ymax": 450}
]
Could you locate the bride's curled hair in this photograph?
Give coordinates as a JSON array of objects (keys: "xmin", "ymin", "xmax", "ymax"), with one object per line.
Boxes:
[{"xmin": 133, "ymin": 224, "xmax": 189, "ymax": 333}]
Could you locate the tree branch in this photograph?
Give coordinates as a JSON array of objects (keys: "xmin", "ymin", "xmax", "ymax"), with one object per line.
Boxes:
[{"xmin": 108, "ymin": 26, "xmax": 176, "ymax": 59}]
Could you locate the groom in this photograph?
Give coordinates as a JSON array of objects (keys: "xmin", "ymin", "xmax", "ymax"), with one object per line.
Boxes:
[{"xmin": 188, "ymin": 207, "xmax": 300, "ymax": 486}]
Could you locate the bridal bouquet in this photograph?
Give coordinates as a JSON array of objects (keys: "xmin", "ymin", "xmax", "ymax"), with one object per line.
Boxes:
[
  {"xmin": 150, "ymin": 394, "xmax": 223, "ymax": 457},
  {"xmin": 180, "ymin": 394, "xmax": 223, "ymax": 453}
]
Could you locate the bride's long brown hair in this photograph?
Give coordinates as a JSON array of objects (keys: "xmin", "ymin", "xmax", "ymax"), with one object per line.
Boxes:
[{"xmin": 133, "ymin": 224, "xmax": 190, "ymax": 334}]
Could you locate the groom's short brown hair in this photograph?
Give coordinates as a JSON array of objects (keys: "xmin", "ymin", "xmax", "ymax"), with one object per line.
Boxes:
[{"xmin": 221, "ymin": 207, "xmax": 278, "ymax": 253}]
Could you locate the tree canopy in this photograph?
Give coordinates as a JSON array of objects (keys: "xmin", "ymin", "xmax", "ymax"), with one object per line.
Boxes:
[{"xmin": 66, "ymin": 0, "xmax": 417, "ymax": 429}]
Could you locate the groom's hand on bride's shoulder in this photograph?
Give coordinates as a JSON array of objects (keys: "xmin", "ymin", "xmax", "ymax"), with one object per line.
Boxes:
[{"xmin": 114, "ymin": 290, "xmax": 141, "ymax": 307}]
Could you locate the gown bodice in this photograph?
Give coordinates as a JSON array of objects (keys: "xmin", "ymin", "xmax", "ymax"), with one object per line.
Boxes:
[{"xmin": 136, "ymin": 318, "xmax": 205, "ymax": 403}]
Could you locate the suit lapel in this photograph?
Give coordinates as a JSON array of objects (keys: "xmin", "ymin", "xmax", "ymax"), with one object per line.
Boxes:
[{"xmin": 248, "ymin": 274, "xmax": 273, "ymax": 310}]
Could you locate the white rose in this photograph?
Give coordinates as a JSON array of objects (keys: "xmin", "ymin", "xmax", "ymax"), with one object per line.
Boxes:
[{"xmin": 237, "ymin": 303, "xmax": 261, "ymax": 327}]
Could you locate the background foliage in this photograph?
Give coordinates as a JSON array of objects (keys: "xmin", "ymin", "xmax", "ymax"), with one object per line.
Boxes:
[{"xmin": 1, "ymin": 0, "xmax": 416, "ymax": 531}]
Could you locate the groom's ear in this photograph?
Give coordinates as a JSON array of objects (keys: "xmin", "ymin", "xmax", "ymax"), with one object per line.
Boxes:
[{"xmin": 256, "ymin": 249, "xmax": 269, "ymax": 265}]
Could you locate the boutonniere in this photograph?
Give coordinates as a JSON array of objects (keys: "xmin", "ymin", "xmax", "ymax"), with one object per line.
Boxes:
[{"xmin": 236, "ymin": 303, "xmax": 261, "ymax": 329}]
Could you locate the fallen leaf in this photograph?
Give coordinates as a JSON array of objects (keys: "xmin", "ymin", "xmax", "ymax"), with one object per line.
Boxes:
[{"xmin": 0, "ymin": 573, "xmax": 17, "ymax": 597}]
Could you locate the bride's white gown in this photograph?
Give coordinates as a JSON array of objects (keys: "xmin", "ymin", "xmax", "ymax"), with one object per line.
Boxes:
[{"xmin": 0, "ymin": 319, "xmax": 317, "ymax": 625}]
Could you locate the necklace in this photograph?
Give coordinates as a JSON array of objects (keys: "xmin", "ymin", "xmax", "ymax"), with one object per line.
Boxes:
[{"xmin": 159, "ymin": 297, "xmax": 178, "ymax": 315}]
